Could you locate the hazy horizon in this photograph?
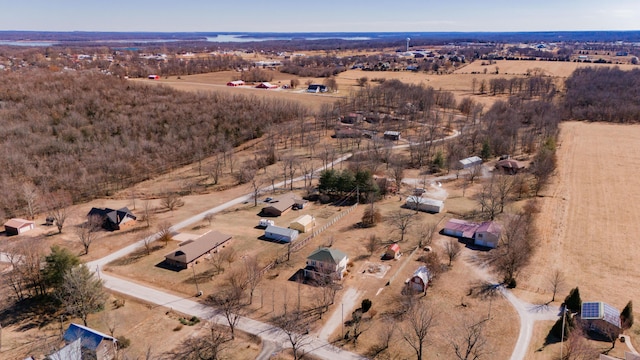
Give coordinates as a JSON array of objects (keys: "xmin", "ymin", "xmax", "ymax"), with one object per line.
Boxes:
[{"xmin": 1, "ymin": 0, "xmax": 638, "ymax": 33}]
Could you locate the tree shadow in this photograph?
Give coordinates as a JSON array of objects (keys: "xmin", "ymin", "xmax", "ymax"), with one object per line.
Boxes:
[
  {"xmin": 467, "ymin": 280, "xmax": 502, "ymax": 300},
  {"xmin": 0, "ymin": 295, "xmax": 59, "ymax": 331}
]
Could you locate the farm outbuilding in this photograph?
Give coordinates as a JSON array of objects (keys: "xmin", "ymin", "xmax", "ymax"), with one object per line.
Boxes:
[
  {"xmin": 383, "ymin": 243, "xmax": 401, "ymax": 260},
  {"xmin": 405, "ymin": 197, "xmax": 444, "ymax": 213},
  {"xmin": 457, "ymin": 156, "xmax": 483, "ymax": 169},
  {"xmin": 383, "ymin": 131, "xmax": 401, "ymax": 141},
  {"xmin": 164, "ymin": 231, "xmax": 232, "ymax": 269},
  {"xmin": 289, "ymin": 215, "xmax": 315, "ymax": 233},
  {"xmin": 256, "ymin": 82, "xmax": 278, "ymax": 89},
  {"xmin": 4, "ymin": 218, "xmax": 35, "ymax": 236},
  {"xmin": 406, "ymin": 266, "xmax": 431, "ymax": 293},
  {"xmin": 226, "ymin": 80, "xmax": 245, "ymax": 86},
  {"xmin": 474, "ymin": 221, "xmax": 502, "ymax": 248},
  {"xmin": 443, "ymin": 219, "xmax": 478, "ymax": 239},
  {"xmin": 264, "ymin": 225, "xmax": 298, "ymax": 243}
]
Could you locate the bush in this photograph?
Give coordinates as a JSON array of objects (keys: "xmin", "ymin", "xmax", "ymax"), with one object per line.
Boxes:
[
  {"xmin": 361, "ymin": 299, "xmax": 372, "ymax": 313},
  {"xmin": 117, "ymin": 336, "xmax": 131, "ymax": 349},
  {"xmin": 505, "ymin": 277, "xmax": 517, "ymax": 289}
]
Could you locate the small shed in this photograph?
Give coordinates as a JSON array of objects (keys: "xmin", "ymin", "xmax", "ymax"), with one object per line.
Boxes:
[
  {"xmin": 443, "ymin": 219, "xmax": 479, "ymax": 239},
  {"xmin": 457, "ymin": 156, "xmax": 483, "ymax": 169},
  {"xmin": 474, "ymin": 221, "xmax": 502, "ymax": 248},
  {"xmin": 406, "ymin": 266, "xmax": 431, "ymax": 293},
  {"xmin": 405, "ymin": 197, "xmax": 444, "ymax": 213},
  {"xmin": 4, "ymin": 218, "xmax": 35, "ymax": 236},
  {"xmin": 383, "ymin": 131, "xmax": 401, "ymax": 141},
  {"xmin": 383, "ymin": 243, "xmax": 400, "ymax": 260},
  {"xmin": 289, "ymin": 215, "xmax": 315, "ymax": 233},
  {"xmin": 264, "ymin": 225, "xmax": 299, "ymax": 243}
]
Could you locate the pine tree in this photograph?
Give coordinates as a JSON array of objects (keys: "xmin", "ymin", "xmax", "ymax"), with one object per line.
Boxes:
[
  {"xmin": 564, "ymin": 287, "xmax": 582, "ymax": 313},
  {"xmin": 621, "ymin": 300, "xmax": 634, "ymax": 330}
]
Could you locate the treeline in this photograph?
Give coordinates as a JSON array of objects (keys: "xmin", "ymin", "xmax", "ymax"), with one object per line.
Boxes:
[
  {"xmin": 279, "ymin": 55, "xmax": 347, "ymax": 77},
  {"xmin": 473, "ymin": 75, "xmax": 556, "ymax": 98},
  {"xmin": 0, "ymin": 69, "xmax": 306, "ymax": 218},
  {"xmin": 564, "ymin": 67, "xmax": 640, "ymax": 122}
]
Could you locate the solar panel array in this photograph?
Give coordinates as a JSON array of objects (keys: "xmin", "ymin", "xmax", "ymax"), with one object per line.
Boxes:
[
  {"xmin": 603, "ymin": 303, "xmax": 622, "ymax": 327},
  {"xmin": 581, "ymin": 302, "xmax": 602, "ymax": 319}
]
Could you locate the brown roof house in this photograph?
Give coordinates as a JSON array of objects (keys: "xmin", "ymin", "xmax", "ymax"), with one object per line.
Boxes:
[
  {"xmin": 87, "ymin": 207, "xmax": 136, "ymax": 231},
  {"xmin": 304, "ymin": 247, "xmax": 349, "ymax": 281},
  {"xmin": 63, "ymin": 323, "xmax": 117, "ymax": 360},
  {"xmin": 165, "ymin": 231, "xmax": 232, "ymax": 269},
  {"xmin": 261, "ymin": 193, "xmax": 299, "ymax": 217},
  {"xmin": 4, "ymin": 218, "xmax": 35, "ymax": 236},
  {"xmin": 495, "ymin": 159, "xmax": 525, "ymax": 174}
]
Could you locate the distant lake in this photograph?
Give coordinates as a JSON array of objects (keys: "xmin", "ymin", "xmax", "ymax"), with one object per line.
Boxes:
[
  {"xmin": 206, "ymin": 34, "xmax": 372, "ymax": 42},
  {"xmin": 0, "ymin": 40, "xmax": 57, "ymax": 46}
]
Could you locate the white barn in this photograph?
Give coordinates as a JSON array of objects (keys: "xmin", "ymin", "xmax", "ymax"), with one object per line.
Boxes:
[
  {"xmin": 405, "ymin": 197, "xmax": 444, "ymax": 213},
  {"xmin": 458, "ymin": 156, "xmax": 482, "ymax": 169}
]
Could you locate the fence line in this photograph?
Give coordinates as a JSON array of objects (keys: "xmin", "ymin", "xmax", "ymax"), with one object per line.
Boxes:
[{"xmin": 259, "ymin": 203, "xmax": 358, "ymax": 276}]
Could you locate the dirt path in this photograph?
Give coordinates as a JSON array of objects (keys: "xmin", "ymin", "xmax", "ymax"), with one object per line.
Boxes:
[{"xmin": 316, "ymin": 287, "xmax": 363, "ymax": 341}]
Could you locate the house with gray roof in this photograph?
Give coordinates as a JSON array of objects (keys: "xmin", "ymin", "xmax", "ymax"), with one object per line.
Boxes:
[
  {"xmin": 304, "ymin": 247, "xmax": 349, "ymax": 281},
  {"xmin": 87, "ymin": 207, "xmax": 136, "ymax": 231}
]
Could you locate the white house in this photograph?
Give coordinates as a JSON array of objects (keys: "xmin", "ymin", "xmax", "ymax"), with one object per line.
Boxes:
[
  {"xmin": 405, "ymin": 197, "xmax": 444, "ymax": 213},
  {"xmin": 289, "ymin": 215, "xmax": 315, "ymax": 233},
  {"xmin": 304, "ymin": 247, "xmax": 349, "ymax": 281},
  {"xmin": 264, "ymin": 225, "xmax": 298, "ymax": 243}
]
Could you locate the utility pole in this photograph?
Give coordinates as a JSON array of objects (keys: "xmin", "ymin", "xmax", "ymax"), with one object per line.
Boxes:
[{"xmin": 560, "ymin": 305, "xmax": 567, "ymax": 360}]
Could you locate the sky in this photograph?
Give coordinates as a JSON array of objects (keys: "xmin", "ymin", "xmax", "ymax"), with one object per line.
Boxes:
[{"xmin": 0, "ymin": 0, "xmax": 638, "ymax": 33}]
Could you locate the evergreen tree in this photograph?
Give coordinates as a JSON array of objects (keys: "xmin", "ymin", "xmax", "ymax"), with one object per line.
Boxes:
[
  {"xmin": 43, "ymin": 245, "xmax": 80, "ymax": 289},
  {"xmin": 550, "ymin": 311, "xmax": 575, "ymax": 340},
  {"xmin": 481, "ymin": 140, "xmax": 492, "ymax": 160},
  {"xmin": 564, "ymin": 287, "xmax": 582, "ymax": 313},
  {"xmin": 621, "ymin": 300, "xmax": 634, "ymax": 330}
]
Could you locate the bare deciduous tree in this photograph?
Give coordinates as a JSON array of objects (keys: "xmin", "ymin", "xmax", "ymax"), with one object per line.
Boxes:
[
  {"xmin": 243, "ymin": 256, "xmax": 262, "ymax": 305},
  {"xmin": 207, "ymin": 286, "xmax": 244, "ymax": 340},
  {"xmin": 157, "ymin": 221, "xmax": 173, "ymax": 247},
  {"xmin": 57, "ymin": 264, "xmax": 107, "ymax": 326},
  {"xmin": 449, "ymin": 316, "xmax": 489, "ymax": 360},
  {"xmin": 402, "ymin": 303, "xmax": 436, "ymax": 360},
  {"xmin": 161, "ymin": 192, "xmax": 184, "ymax": 212},
  {"xmin": 75, "ymin": 220, "xmax": 101, "ymax": 255},
  {"xmin": 415, "ymin": 222, "xmax": 438, "ymax": 249},
  {"xmin": 163, "ymin": 325, "xmax": 230, "ymax": 360},
  {"xmin": 45, "ymin": 190, "xmax": 72, "ymax": 234},
  {"xmin": 389, "ymin": 210, "xmax": 415, "ymax": 242},
  {"xmin": 22, "ymin": 182, "xmax": 39, "ymax": 220},
  {"xmin": 203, "ymin": 213, "xmax": 215, "ymax": 226},
  {"xmin": 276, "ymin": 312, "xmax": 311, "ymax": 360},
  {"xmin": 366, "ymin": 234, "xmax": 380, "ymax": 257},
  {"xmin": 548, "ymin": 269, "xmax": 565, "ymax": 302},
  {"xmin": 445, "ymin": 239, "xmax": 462, "ymax": 266}
]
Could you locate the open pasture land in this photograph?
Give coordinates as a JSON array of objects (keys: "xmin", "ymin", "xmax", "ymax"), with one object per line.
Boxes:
[
  {"xmin": 456, "ymin": 59, "xmax": 639, "ymax": 77},
  {"xmin": 520, "ymin": 122, "xmax": 640, "ymax": 353}
]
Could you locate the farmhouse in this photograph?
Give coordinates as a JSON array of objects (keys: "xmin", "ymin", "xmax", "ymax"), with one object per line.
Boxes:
[
  {"xmin": 87, "ymin": 207, "xmax": 136, "ymax": 231},
  {"xmin": 383, "ymin": 243, "xmax": 401, "ymax": 260},
  {"xmin": 474, "ymin": 221, "xmax": 502, "ymax": 248},
  {"xmin": 255, "ymin": 82, "xmax": 278, "ymax": 89},
  {"xmin": 457, "ymin": 156, "xmax": 483, "ymax": 169},
  {"xmin": 4, "ymin": 218, "xmax": 35, "ymax": 236},
  {"xmin": 164, "ymin": 231, "xmax": 232, "ymax": 269},
  {"xmin": 264, "ymin": 225, "xmax": 299, "ymax": 243},
  {"xmin": 581, "ymin": 301, "xmax": 621, "ymax": 338},
  {"xmin": 405, "ymin": 196, "xmax": 444, "ymax": 213},
  {"xmin": 340, "ymin": 113, "xmax": 363, "ymax": 124},
  {"xmin": 63, "ymin": 323, "xmax": 118, "ymax": 360},
  {"xmin": 261, "ymin": 194, "xmax": 299, "ymax": 216},
  {"xmin": 304, "ymin": 247, "xmax": 349, "ymax": 281},
  {"xmin": 383, "ymin": 131, "xmax": 401, "ymax": 141},
  {"xmin": 495, "ymin": 159, "xmax": 525, "ymax": 174},
  {"xmin": 289, "ymin": 215, "xmax": 315, "ymax": 233},
  {"xmin": 443, "ymin": 219, "xmax": 502, "ymax": 248},
  {"xmin": 406, "ymin": 266, "xmax": 431, "ymax": 293},
  {"xmin": 226, "ymin": 80, "xmax": 245, "ymax": 86}
]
